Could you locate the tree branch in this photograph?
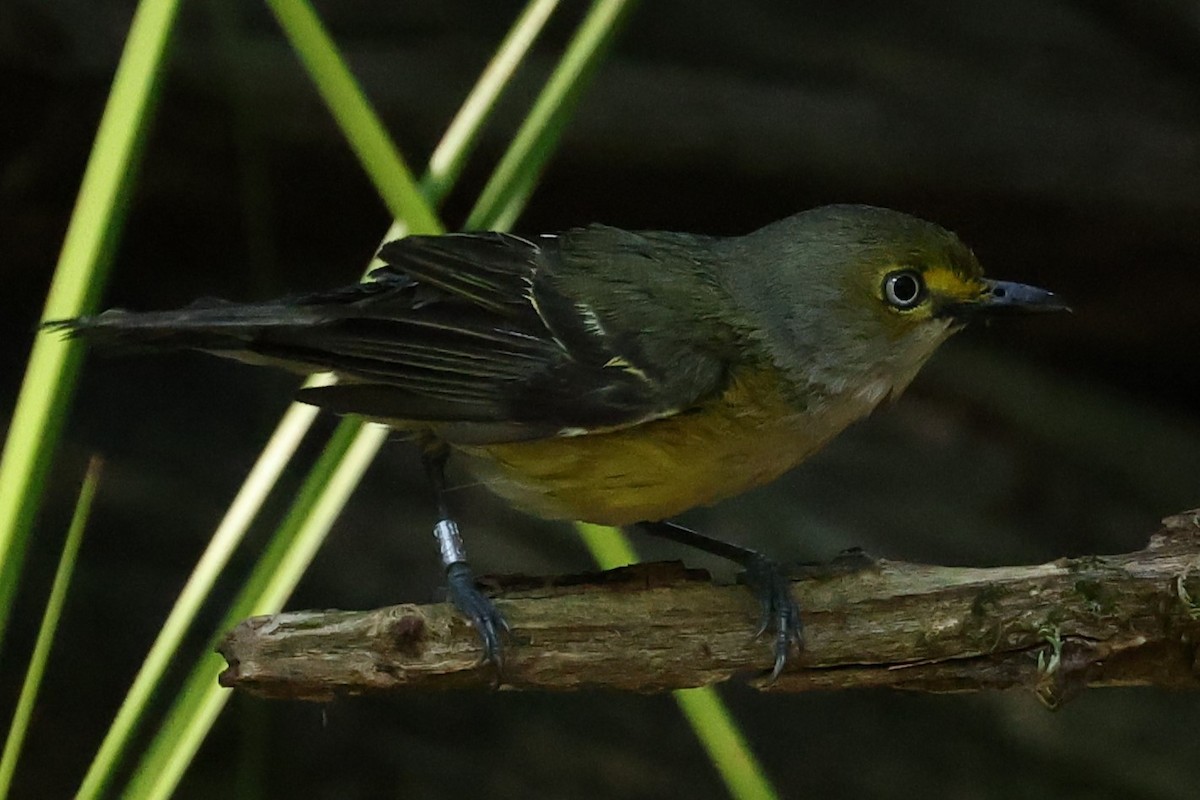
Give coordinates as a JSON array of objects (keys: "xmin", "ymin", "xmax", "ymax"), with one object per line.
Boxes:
[{"xmin": 218, "ymin": 510, "xmax": 1200, "ymax": 703}]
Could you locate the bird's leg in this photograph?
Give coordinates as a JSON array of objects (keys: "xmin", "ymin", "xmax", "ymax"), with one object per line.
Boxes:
[
  {"xmin": 636, "ymin": 520, "xmax": 803, "ymax": 680},
  {"xmin": 422, "ymin": 443, "xmax": 509, "ymax": 668}
]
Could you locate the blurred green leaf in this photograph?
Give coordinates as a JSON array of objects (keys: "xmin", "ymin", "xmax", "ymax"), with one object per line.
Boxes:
[
  {"xmin": 0, "ymin": 0, "xmax": 182, "ymax": 655},
  {"xmin": 0, "ymin": 459, "xmax": 101, "ymax": 799}
]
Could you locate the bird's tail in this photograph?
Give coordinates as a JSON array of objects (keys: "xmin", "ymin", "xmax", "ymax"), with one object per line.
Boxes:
[{"xmin": 42, "ymin": 298, "xmax": 334, "ymax": 355}]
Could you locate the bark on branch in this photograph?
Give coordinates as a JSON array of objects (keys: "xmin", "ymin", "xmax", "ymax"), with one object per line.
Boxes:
[{"xmin": 219, "ymin": 510, "xmax": 1200, "ymax": 703}]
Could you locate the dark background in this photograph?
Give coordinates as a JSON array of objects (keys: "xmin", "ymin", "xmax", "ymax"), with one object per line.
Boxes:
[{"xmin": 3, "ymin": 0, "xmax": 1200, "ymax": 797}]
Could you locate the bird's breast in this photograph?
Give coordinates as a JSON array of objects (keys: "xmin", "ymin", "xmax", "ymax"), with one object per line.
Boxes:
[{"xmin": 453, "ymin": 367, "xmax": 882, "ymax": 525}]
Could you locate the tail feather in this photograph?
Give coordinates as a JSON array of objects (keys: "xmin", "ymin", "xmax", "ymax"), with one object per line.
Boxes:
[
  {"xmin": 39, "ymin": 228, "xmax": 702, "ymax": 437},
  {"xmin": 42, "ymin": 300, "xmax": 333, "ymax": 353}
]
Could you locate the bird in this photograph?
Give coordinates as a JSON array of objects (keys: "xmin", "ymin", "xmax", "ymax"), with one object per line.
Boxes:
[{"xmin": 47, "ymin": 204, "xmax": 1067, "ymax": 678}]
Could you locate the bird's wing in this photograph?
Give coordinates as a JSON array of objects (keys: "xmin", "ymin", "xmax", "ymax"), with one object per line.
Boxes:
[{"xmin": 290, "ymin": 227, "xmax": 736, "ymax": 443}]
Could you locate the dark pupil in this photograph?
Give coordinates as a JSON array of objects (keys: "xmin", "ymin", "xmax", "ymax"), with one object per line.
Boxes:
[{"xmin": 891, "ymin": 273, "xmax": 919, "ymax": 305}]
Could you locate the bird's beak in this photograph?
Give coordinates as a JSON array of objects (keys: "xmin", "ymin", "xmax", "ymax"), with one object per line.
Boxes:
[{"xmin": 946, "ymin": 279, "xmax": 1070, "ymax": 318}]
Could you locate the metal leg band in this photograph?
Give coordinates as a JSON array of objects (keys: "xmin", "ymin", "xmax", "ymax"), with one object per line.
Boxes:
[{"xmin": 433, "ymin": 518, "xmax": 467, "ymax": 567}]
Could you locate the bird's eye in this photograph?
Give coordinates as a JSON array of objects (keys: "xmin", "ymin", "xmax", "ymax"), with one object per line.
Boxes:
[{"xmin": 882, "ymin": 270, "xmax": 925, "ymax": 310}]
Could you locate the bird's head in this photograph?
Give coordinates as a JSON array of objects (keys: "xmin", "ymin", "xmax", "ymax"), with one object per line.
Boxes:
[{"xmin": 725, "ymin": 204, "xmax": 1067, "ymax": 402}]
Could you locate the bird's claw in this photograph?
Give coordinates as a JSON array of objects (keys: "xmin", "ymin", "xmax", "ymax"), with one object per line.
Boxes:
[
  {"xmin": 743, "ymin": 554, "xmax": 804, "ymax": 681},
  {"xmin": 445, "ymin": 561, "xmax": 510, "ymax": 671}
]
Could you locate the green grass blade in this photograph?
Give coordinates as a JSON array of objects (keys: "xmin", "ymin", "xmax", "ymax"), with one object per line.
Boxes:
[
  {"xmin": 0, "ymin": 0, "xmax": 182, "ymax": 654},
  {"xmin": 264, "ymin": 0, "xmax": 442, "ymax": 233},
  {"xmin": 574, "ymin": 522, "xmax": 640, "ymax": 566},
  {"xmin": 74, "ymin": 2, "xmax": 563, "ymax": 794},
  {"xmin": 0, "ymin": 458, "xmax": 101, "ymax": 799},
  {"xmin": 466, "ymin": 0, "xmax": 637, "ymax": 231},
  {"xmin": 72, "ymin": 401, "xmax": 322, "ymax": 800},
  {"xmin": 123, "ymin": 419, "xmax": 386, "ymax": 800},
  {"xmin": 674, "ymin": 687, "xmax": 779, "ymax": 800},
  {"xmin": 576, "ymin": 528, "xmax": 778, "ymax": 800},
  {"xmin": 423, "ymin": 0, "xmax": 561, "ymax": 201}
]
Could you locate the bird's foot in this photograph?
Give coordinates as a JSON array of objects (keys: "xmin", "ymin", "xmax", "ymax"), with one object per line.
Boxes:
[
  {"xmin": 445, "ymin": 560, "xmax": 510, "ymax": 670},
  {"xmin": 741, "ymin": 554, "xmax": 804, "ymax": 681}
]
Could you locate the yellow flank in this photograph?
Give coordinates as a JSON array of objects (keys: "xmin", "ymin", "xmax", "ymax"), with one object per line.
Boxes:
[{"xmin": 455, "ymin": 367, "xmax": 875, "ymax": 526}]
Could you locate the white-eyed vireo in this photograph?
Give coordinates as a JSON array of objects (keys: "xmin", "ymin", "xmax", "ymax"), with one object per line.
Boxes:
[{"xmin": 50, "ymin": 204, "xmax": 1067, "ymax": 677}]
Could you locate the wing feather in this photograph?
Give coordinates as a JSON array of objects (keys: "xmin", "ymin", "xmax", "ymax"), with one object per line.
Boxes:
[{"xmin": 61, "ymin": 227, "xmax": 737, "ymax": 443}]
